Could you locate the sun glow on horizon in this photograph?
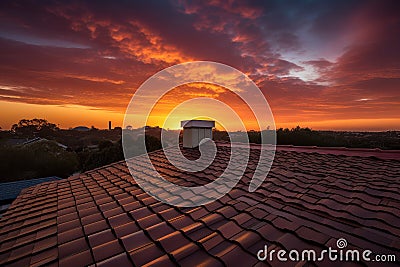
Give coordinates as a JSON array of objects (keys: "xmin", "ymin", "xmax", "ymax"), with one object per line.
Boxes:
[
  {"xmin": 0, "ymin": 100, "xmax": 125, "ymax": 130},
  {"xmin": 1, "ymin": 97, "xmax": 398, "ymax": 132}
]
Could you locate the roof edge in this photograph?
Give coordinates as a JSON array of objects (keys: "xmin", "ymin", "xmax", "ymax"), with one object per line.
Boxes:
[{"xmin": 215, "ymin": 141, "xmax": 400, "ymax": 160}]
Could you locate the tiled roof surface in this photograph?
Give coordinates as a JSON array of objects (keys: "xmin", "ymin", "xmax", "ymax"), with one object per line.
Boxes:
[
  {"xmin": 0, "ymin": 176, "xmax": 62, "ymax": 202},
  {"xmin": 0, "ymin": 144, "xmax": 399, "ymax": 267}
]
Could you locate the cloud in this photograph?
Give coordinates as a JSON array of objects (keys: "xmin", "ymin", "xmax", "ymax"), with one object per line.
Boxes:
[
  {"xmin": 304, "ymin": 59, "xmax": 334, "ymax": 71},
  {"xmin": 0, "ymin": 0, "xmax": 399, "ymax": 129}
]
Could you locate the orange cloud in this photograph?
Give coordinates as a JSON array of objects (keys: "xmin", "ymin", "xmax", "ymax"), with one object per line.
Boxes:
[
  {"xmin": 109, "ymin": 22, "xmax": 193, "ymax": 64},
  {"xmin": 63, "ymin": 74, "xmax": 125, "ymax": 85}
]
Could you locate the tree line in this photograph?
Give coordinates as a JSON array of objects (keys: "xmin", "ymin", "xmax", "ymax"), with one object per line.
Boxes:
[{"xmin": 0, "ymin": 119, "xmax": 398, "ymax": 182}]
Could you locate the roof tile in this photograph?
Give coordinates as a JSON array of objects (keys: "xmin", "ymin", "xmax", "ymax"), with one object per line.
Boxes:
[
  {"xmin": 58, "ymin": 218, "xmax": 81, "ymax": 232},
  {"xmin": 88, "ymin": 229, "xmax": 115, "ymax": 248},
  {"xmin": 4, "ymin": 256, "xmax": 31, "ymax": 267},
  {"xmin": 58, "ymin": 237, "xmax": 89, "ymax": 258},
  {"xmin": 58, "ymin": 227, "xmax": 84, "ymax": 244},
  {"xmin": 178, "ymin": 249, "xmax": 223, "ymax": 267},
  {"xmin": 32, "ymin": 235, "xmax": 57, "ymax": 254},
  {"xmin": 201, "ymin": 232, "xmax": 225, "ymax": 250},
  {"xmin": 121, "ymin": 230, "xmax": 152, "ymax": 252},
  {"xmin": 59, "ymin": 249, "xmax": 93, "ymax": 267},
  {"xmin": 217, "ymin": 221, "xmax": 243, "ymax": 239},
  {"xmin": 83, "ymin": 219, "xmax": 109, "ymax": 235},
  {"xmin": 97, "ymin": 252, "xmax": 134, "ymax": 267},
  {"xmin": 158, "ymin": 231, "xmax": 191, "ymax": 253},
  {"xmin": 92, "ymin": 239, "xmax": 124, "ymax": 262},
  {"xmin": 142, "ymin": 254, "xmax": 175, "ymax": 267},
  {"xmin": 129, "ymin": 243, "xmax": 164, "ymax": 266},
  {"xmin": 185, "ymin": 225, "xmax": 213, "ymax": 241},
  {"xmin": 108, "ymin": 213, "xmax": 132, "ymax": 228},
  {"xmin": 114, "ymin": 221, "xmax": 140, "ymax": 238}
]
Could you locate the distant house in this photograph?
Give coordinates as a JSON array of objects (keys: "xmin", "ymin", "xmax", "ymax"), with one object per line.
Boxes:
[
  {"xmin": 0, "ymin": 176, "xmax": 61, "ymax": 216},
  {"xmin": 3, "ymin": 137, "xmax": 69, "ymax": 150},
  {"xmin": 3, "ymin": 138, "xmax": 27, "ymax": 146},
  {"xmin": 22, "ymin": 137, "xmax": 68, "ymax": 150},
  {"xmin": 72, "ymin": 126, "xmax": 90, "ymax": 132}
]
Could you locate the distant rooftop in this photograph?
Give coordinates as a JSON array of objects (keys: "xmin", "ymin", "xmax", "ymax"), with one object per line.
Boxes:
[
  {"xmin": 72, "ymin": 126, "xmax": 90, "ymax": 132},
  {"xmin": 0, "ymin": 176, "xmax": 62, "ymax": 203},
  {"xmin": 0, "ymin": 143, "xmax": 399, "ymax": 266},
  {"xmin": 21, "ymin": 137, "xmax": 68, "ymax": 150}
]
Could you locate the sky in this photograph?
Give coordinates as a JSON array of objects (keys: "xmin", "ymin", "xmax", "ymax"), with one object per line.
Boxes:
[{"xmin": 0, "ymin": 0, "xmax": 399, "ymax": 131}]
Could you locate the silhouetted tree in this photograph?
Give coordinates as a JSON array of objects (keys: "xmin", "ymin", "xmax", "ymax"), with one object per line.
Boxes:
[
  {"xmin": 145, "ymin": 135, "xmax": 162, "ymax": 152},
  {"xmin": 0, "ymin": 140, "xmax": 79, "ymax": 181},
  {"xmin": 79, "ymin": 139, "xmax": 124, "ymax": 171},
  {"xmin": 11, "ymin": 118, "xmax": 59, "ymax": 137}
]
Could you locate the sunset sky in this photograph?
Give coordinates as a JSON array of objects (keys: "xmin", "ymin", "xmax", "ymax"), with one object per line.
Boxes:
[{"xmin": 0, "ymin": 0, "xmax": 399, "ymax": 131}]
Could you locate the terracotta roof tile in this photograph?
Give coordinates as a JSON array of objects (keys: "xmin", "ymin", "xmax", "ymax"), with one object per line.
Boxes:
[
  {"xmin": 158, "ymin": 231, "xmax": 192, "ymax": 253},
  {"xmin": 59, "ymin": 249, "xmax": 93, "ymax": 267},
  {"xmin": 58, "ymin": 227, "xmax": 84, "ymax": 244},
  {"xmin": 114, "ymin": 221, "xmax": 140, "ymax": 238},
  {"xmin": 81, "ymin": 213, "xmax": 103, "ymax": 225},
  {"xmin": 88, "ymin": 229, "xmax": 115, "ymax": 248},
  {"xmin": 96, "ymin": 252, "xmax": 133, "ymax": 267},
  {"xmin": 121, "ymin": 230, "xmax": 152, "ymax": 252},
  {"xmin": 5, "ymin": 256, "xmax": 31, "ymax": 267},
  {"xmin": 141, "ymin": 254, "xmax": 175, "ymax": 267},
  {"xmin": 128, "ymin": 242, "xmax": 164, "ymax": 266},
  {"xmin": 0, "ymin": 143, "xmax": 399, "ymax": 266},
  {"xmin": 83, "ymin": 219, "xmax": 109, "ymax": 235},
  {"xmin": 92, "ymin": 239, "xmax": 124, "ymax": 262},
  {"xmin": 186, "ymin": 225, "xmax": 214, "ymax": 241},
  {"xmin": 178, "ymin": 249, "xmax": 223, "ymax": 266},
  {"xmin": 201, "ymin": 232, "xmax": 225, "ymax": 250},
  {"xmin": 58, "ymin": 237, "xmax": 89, "ymax": 258}
]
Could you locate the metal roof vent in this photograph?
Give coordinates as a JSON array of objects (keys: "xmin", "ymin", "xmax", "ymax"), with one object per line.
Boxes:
[{"xmin": 181, "ymin": 120, "xmax": 215, "ymax": 148}]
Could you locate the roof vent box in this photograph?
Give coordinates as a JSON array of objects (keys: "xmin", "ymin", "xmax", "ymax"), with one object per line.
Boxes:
[{"xmin": 181, "ymin": 120, "xmax": 215, "ymax": 148}]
